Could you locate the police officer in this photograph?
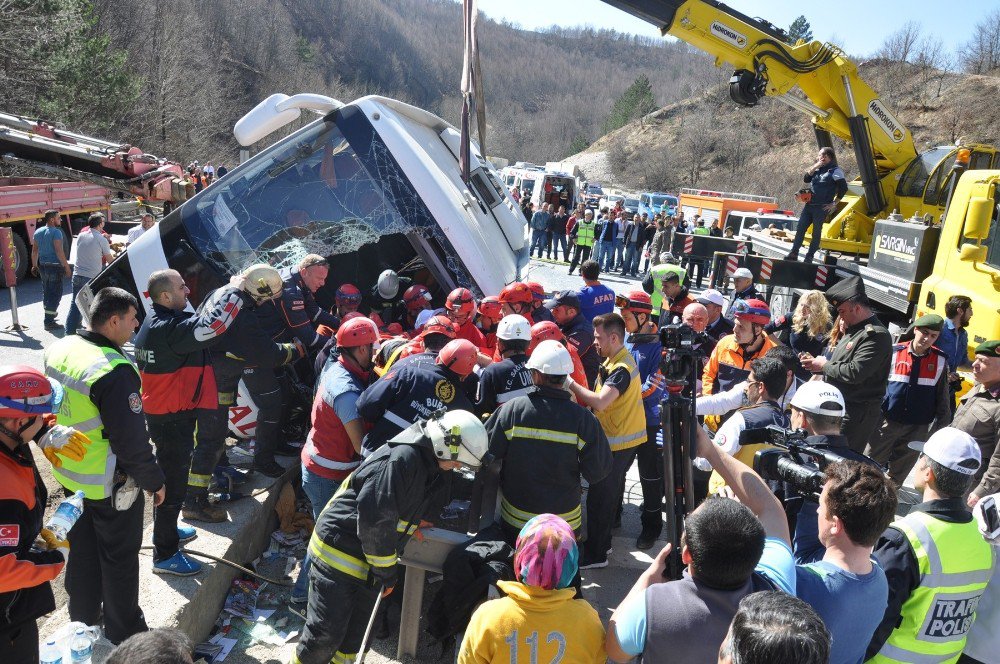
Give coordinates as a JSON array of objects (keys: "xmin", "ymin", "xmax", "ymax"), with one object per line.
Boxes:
[
  {"xmin": 44, "ymin": 287, "xmax": 166, "ymax": 645},
  {"xmin": 475, "ymin": 315, "xmax": 533, "ymax": 416},
  {"xmin": 485, "ymin": 340, "xmax": 612, "ymax": 544},
  {"xmin": 643, "ymin": 264, "xmax": 692, "ymax": 324},
  {"xmin": 785, "ymin": 146, "xmax": 848, "ymax": 263},
  {"xmin": 866, "ymin": 428, "xmax": 996, "ymax": 662},
  {"xmin": 0, "ymin": 367, "xmax": 88, "ymax": 662},
  {"xmin": 195, "ymin": 265, "xmax": 305, "ymax": 480},
  {"xmin": 294, "ymin": 410, "xmax": 488, "ymax": 664},
  {"xmin": 358, "ymin": 338, "xmax": 478, "ymax": 454},
  {"xmin": 545, "ymin": 290, "xmax": 599, "ymax": 389},
  {"xmin": 134, "ymin": 269, "xmax": 250, "ymax": 575},
  {"xmin": 568, "ymin": 208, "xmax": 597, "ymax": 275},
  {"xmin": 801, "ymin": 276, "xmax": 892, "ymax": 454},
  {"xmin": 866, "ymin": 314, "xmax": 952, "ymax": 486}
]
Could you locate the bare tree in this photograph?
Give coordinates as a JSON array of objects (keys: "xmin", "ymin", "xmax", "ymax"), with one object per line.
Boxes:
[
  {"xmin": 960, "ymin": 9, "xmax": 1000, "ymax": 75},
  {"xmin": 877, "ymin": 21, "xmax": 923, "ymax": 63}
]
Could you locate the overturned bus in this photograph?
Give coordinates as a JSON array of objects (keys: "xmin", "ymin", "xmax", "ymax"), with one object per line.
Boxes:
[{"xmin": 79, "ymin": 93, "xmax": 529, "ymax": 320}]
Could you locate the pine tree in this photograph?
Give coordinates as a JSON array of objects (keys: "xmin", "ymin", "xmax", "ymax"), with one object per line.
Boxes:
[
  {"xmin": 601, "ymin": 74, "xmax": 657, "ymax": 135},
  {"xmin": 787, "ymin": 16, "xmax": 813, "ymax": 44}
]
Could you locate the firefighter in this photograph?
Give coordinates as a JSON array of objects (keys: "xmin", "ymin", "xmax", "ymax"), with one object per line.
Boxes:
[
  {"xmin": 476, "ymin": 315, "xmax": 533, "ymax": 416},
  {"xmin": 445, "ymin": 287, "xmax": 486, "ymax": 348},
  {"xmin": 133, "ymin": 269, "xmax": 249, "ymax": 575},
  {"xmin": 194, "ymin": 265, "xmax": 305, "ymax": 480},
  {"xmin": 528, "ymin": 321, "xmax": 588, "ymax": 391},
  {"xmin": 498, "ymin": 283, "xmax": 535, "ymax": 324},
  {"xmin": 0, "ymin": 366, "xmax": 89, "ymax": 662},
  {"xmin": 334, "ymin": 283, "xmax": 363, "ymax": 318},
  {"xmin": 400, "ymin": 283, "xmax": 433, "ymax": 331},
  {"xmin": 293, "ymin": 410, "xmax": 488, "ymax": 664},
  {"xmin": 702, "ymin": 299, "xmax": 776, "ymax": 397},
  {"xmin": 383, "ymin": 314, "xmax": 457, "ymax": 372},
  {"xmin": 358, "ymin": 339, "xmax": 478, "ymax": 454},
  {"xmin": 525, "ymin": 281, "xmax": 554, "ymax": 323},
  {"xmin": 258, "ymin": 254, "xmax": 340, "ymax": 355},
  {"xmin": 485, "ymin": 340, "xmax": 613, "ymax": 544},
  {"xmin": 476, "ymin": 295, "xmax": 503, "ymax": 354}
]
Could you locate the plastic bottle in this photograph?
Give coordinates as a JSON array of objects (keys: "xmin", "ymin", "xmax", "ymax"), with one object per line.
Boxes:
[
  {"xmin": 69, "ymin": 628, "xmax": 93, "ymax": 664},
  {"xmin": 39, "ymin": 640, "xmax": 62, "ymax": 664},
  {"xmin": 45, "ymin": 491, "xmax": 85, "ymax": 541}
]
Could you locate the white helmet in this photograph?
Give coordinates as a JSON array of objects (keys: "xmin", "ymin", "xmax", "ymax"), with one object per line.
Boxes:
[
  {"xmin": 377, "ymin": 269, "xmax": 400, "ymax": 300},
  {"xmin": 496, "ymin": 314, "xmax": 531, "ymax": 341},
  {"xmin": 242, "ymin": 264, "xmax": 283, "ymax": 303},
  {"xmin": 525, "ymin": 339, "xmax": 574, "ymax": 376},
  {"xmin": 790, "ymin": 381, "xmax": 845, "ymax": 417},
  {"xmin": 426, "ymin": 410, "xmax": 488, "ymax": 470}
]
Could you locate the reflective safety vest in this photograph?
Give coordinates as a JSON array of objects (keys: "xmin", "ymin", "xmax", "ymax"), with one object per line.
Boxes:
[
  {"xmin": 575, "ymin": 221, "xmax": 596, "ymax": 247},
  {"xmin": 693, "ymin": 226, "xmax": 710, "ymax": 235},
  {"xmin": 869, "ymin": 510, "xmax": 995, "ymax": 664},
  {"xmin": 595, "ymin": 346, "xmax": 646, "ymax": 452},
  {"xmin": 649, "ymin": 263, "xmax": 687, "ymax": 312},
  {"xmin": 44, "ymin": 336, "xmax": 135, "ymax": 499}
]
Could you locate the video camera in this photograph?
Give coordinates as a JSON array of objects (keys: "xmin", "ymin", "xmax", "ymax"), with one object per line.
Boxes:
[
  {"xmin": 751, "ymin": 425, "xmax": 852, "ymax": 500},
  {"xmin": 659, "ymin": 323, "xmax": 707, "ymax": 385}
]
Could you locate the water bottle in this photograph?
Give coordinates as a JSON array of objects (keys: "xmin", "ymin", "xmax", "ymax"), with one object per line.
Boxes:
[
  {"xmin": 39, "ymin": 640, "xmax": 62, "ymax": 664},
  {"xmin": 45, "ymin": 491, "xmax": 85, "ymax": 541},
  {"xmin": 70, "ymin": 628, "xmax": 93, "ymax": 664}
]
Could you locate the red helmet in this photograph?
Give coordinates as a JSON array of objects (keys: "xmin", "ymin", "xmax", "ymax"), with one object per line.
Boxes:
[
  {"xmin": 0, "ymin": 365, "xmax": 63, "ymax": 418},
  {"xmin": 733, "ymin": 298, "xmax": 771, "ymax": 326},
  {"xmin": 445, "ymin": 288, "xmax": 477, "ymax": 317},
  {"xmin": 478, "ymin": 296, "xmax": 502, "ymax": 321},
  {"xmin": 403, "ymin": 284, "xmax": 432, "ymax": 312},
  {"xmin": 341, "ymin": 311, "xmax": 365, "ymax": 323},
  {"xmin": 421, "ymin": 315, "xmax": 457, "ymax": 339},
  {"xmin": 436, "ymin": 339, "xmax": 479, "ymax": 378},
  {"xmin": 524, "ymin": 281, "xmax": 547, "ymax": 301},
  {"xmin": 335, "ymin": 283, "xmax": 362, "ymax": 307},
  {"xmin": 617, "ymin": 289, "xmax": 653, "ymax": 313},
  {"xmin": 498, "ymin": 283, "xmax": 533, "ymax": 305},
  {"xmin": 529, "ymin": 321, "xmax": 564, "ymax": 354},
  {"xmin": 336, "ymin": 316, "xmax": 379, "ymax": 348}
]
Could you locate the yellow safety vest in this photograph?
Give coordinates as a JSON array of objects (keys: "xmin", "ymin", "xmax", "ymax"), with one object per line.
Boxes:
[
  {"xmin": 649, "ymin": 263, "xmax": 686, "ymax": 313},
  {"xmin": 868, "ymin": 510, "xmax": 995, "ymax": 664},
  {"xmin": 44, "ymin": 335, "xmax": 136, "ymax": 499},
  {"xmin": 595, "ymin": 346, "xmax": 646, "ymax": 452},
  {"xmin": 575, "ymin": 221, "xmax": 596, "ymax": 247}
]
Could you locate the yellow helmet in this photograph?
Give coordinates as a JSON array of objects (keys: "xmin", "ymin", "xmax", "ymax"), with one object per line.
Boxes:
[{"xmin": 241, "ymin": 264, "xmax": 283, "ymax": 303}]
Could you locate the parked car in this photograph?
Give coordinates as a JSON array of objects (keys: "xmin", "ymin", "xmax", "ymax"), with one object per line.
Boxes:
[
  {"xmin": 597, "ymin": 194, "xmax": 624, "ymax": 211},
  {"xmin": 583, "ymin": 183, "xmax": 604, "ymax": 208},
  {"xmin": 639, "ymin": 192, "xmax": 678, "ymax": 218}
]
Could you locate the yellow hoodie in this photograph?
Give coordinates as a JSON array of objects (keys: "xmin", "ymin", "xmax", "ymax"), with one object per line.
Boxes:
[{"xmin": 458, "ymin": 580, "xmax": 605, "ymax": 664}]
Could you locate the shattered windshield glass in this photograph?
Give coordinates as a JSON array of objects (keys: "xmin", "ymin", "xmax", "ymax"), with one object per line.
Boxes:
[{"xmin": 178, "ymin": 110, "xmax": 475, "ymax": 288}]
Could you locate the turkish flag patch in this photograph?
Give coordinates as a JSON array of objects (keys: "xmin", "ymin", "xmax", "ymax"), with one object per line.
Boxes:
[{"xmin": 0, "ymin": 524, "xmax": 20, "ymax": 547}]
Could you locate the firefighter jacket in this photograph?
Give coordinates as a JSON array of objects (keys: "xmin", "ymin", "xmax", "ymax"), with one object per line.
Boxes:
[
  {"xmin": 257, "ymin": 267, "xmax": 340, "ymax": 350},
  {"xmin": 626, "ymin": 332, "xmax": 666, "ymax": 428},
  {"xmin": 475, "ymin": 353, "xmax": 534, "ymax": 417},
  {"xmin": 454, "ymin": 319, "xmax": 486, "ymax": 349},
  {"xmin": 702, "ymin": 333, "xmax": 777, "ymax": 397},
  {"xmin": 0, "ymin": 439, "xmax": 64, "ymax": 635},
  {"xmin": 303, "ymin": 357, "xmax": 373, "ymax": 481},
  {"xmin": 45, "ymin": 332, "xmax": 165, "ymax": 499},
  {"xmin": 133, "ymin": 295, "xmax": 246, "ymax": 419},
  {"xmin": 485, "ymin": 385, "xmax": 612, "ymax": 531},
  {"xmin": 202, "ymin": 286, "xmax": 300, "ymax": 369},
  {"xmin": 357, "ymin": 363, "xmax": 474, "ymax": 455},
  {"xmin": 821, "ymin": 314, "xmax": 892, "ymax": 406},
  {"xmin": 308, "ymin": 427, "xmax": 446, "ymax": 589},
  {"xmin": 595, "ymin": 346, "xmax": 647, "ymax": 452},
  {"xmin": 883, "ymin": 343, "xmax": 951, "ymax": 427}
]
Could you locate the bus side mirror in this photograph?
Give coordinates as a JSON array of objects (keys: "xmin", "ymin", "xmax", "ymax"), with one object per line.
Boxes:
[
  {"xmin": 963, "ymin": 196, "xmax": 993, "ymax": 241},
  {"xmin": 960, "ymin": 244, "xmax": 987, "ymax": 263}
]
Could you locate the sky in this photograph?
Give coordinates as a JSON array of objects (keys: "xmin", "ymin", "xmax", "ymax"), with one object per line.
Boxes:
[{"xmin": 471, "ymin": 0, "xmax": 982, "ymax": 58}]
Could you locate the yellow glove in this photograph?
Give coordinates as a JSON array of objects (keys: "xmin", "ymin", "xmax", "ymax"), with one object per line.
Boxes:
[
  {"xmin": 39, "ymin": 527, "xmax": 70, "ymax": 563},
  {"xmin": 38, "ymin": 426, "xmax": 91, "ymax": 468}
]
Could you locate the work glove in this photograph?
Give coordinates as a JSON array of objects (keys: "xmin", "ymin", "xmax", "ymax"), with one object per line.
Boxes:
[
  {"xmin": 316, "ymin": 324, "xmax": 336, "ymax": 338},
  {"xmin": 38, "ymin": 425, "xmax": 91, "ymax": 468},
  {"xmin": 562, "ymin": 376, "xmax": 575, "ymax": 392},
  {"xmin": 39, "ymin": 527, "xmax": 70, "ymax": 564}
]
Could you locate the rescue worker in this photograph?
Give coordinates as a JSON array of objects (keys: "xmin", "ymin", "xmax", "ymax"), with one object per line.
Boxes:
[
  {"xmin": 485, "ymin": 340, "xmax": 612, "ymax": 544},
  {"xmin": 293, "ymin": 410, "xmax": 488, "ymax": 664},
  {"xmin": 258, "ymin": 254, "xmax": 340, "ymax": 355},
  {"xmin": 476, "ymin": 295, "xmax": 503, "ymax": 355},
  {"xmin": 524, "ymin": 281, "xmax": 554, "ymax": 323},
  {"xmin": 358, "ymin": 338, "xmax": 478, "ymax": 454},
  {"xmin": 568, "ymin": 313, "xmax": 646, "ymax": 569},
  {"xmin": 702, "ymin": 299, "xmax": 776, "ymax": 397},
  {"xmin": 568, "ymin": 208, "xmax": 597, "ymax": 275},
  {"xmin": 545, "ymin": 290, "xmax": 600, "ymax": 389},
  {"xmin": 292, "ymin": 317, "xmax": 379, "ymax": 604},
  {"xmin": 498, "ymin": 282, "xmax": 535, "ymax": 324},
  {"xmin": 400, "ymin": 283, "xmax": 433, "ymax": 331},
  {"xmin": 384, "ymin": 314, "xmax": 457, "ymax": 372},
  {"xmin": 475, "ymin": 315, "xmax": 533, "ymax": 416},
  {"xmin": 617, "ymin": 290, "xmax": 667, "ymax": 550},
  {"xmin": 44, "ymin": 287, "xmax": 167, "ymax": 645},
  {"xmin": 800, "ymin": 276, "xmax": 892, "ymax": 454},
  {"xmin": 643, "ymin": 264, "xmax": 691, "ymax": 324},
  {"xmin": 724, "ymin": 267, "xmax": 759, "ymax": 319},
  {"xmin": 528, "ymin": 321, "xmax": 588, "ymax": 392},
  {"xmin": 445, "ymin": 287, "xmax": 486, "ymax": 347},
  {"xmin": 0, "ymin": 367, "xmax": 88, "ymax": 662},
  {"xmin": 334, "ymin": 283, "xmax": 363, "ymax": 318},
  {"xmin": 133, "ymin": 269, "xmax": 249, "ymax": 575},
  {"xmin": 866, "ymin": 428, "xmax": 996, "ymax": 662},
  {"xmin": 866, "ymin": 314, "xmax": 952, "ymax": 486},
  {"xmin": 195, "ymin": 265, "xmax": 305, "ymax": 480}
]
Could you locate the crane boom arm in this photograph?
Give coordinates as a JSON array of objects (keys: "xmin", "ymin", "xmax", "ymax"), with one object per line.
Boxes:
[{"xmin": 602, "ymin": 0, "xmax": 917, "ymax": 176}]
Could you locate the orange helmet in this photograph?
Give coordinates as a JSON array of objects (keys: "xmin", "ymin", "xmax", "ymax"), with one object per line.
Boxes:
[
  {"xmin": 733, "ymin": 298, "xmax": 771, "ymax": 326},
  {"xmin": 498, "ymin": 283, "xmax": 533, "ymax": 305},
  {"xmin": 617, "ymin": 289, "xmax": 653, "ymax": 313},
  {"xmin": 524, "ymin": 281, "xmax": 547, "ymax": 302},
  {"xmin": 336, "ymin": 317, "xmax": 379, "ymax": 348},
  {"xmin": 420, "ymin": 315, "xmax": 457, "ymax": 339},
  {"xmin": 445, "ymin": 288, "xmax": 477, "ymax": 317},
  {"xmin": 478, "ymin": 296, "xmax": 502, "ymax": 321},
  {"xmin": 403, "ymin": 284, "xmax": 433, "ymax": 312},
  {"xmin": 436, "ymin": 339, "xmax": 479, "ymax": 378},
  {"xmin": 529, "ymin": 321, "xmax": 564, "ymax": 354},
  {"xmin": 341, "ymin": 311, "xmax": 365, "ymax": 322}
]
